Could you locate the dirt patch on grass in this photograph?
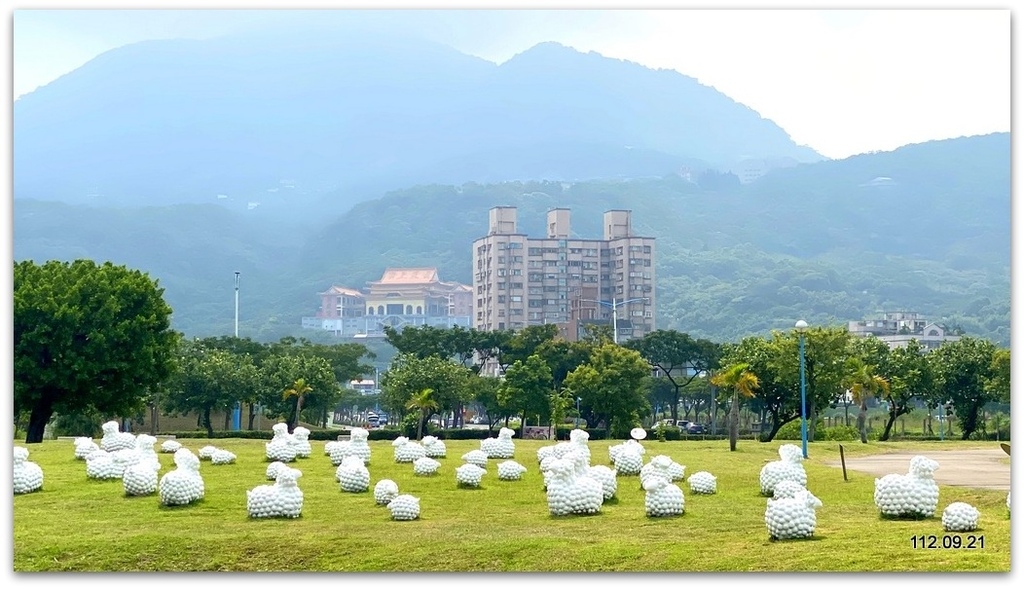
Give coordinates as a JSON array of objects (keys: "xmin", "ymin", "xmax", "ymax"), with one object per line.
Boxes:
[{"xmin": 823, "ymin": 448, "xmax": 1010, "ymax": 490}]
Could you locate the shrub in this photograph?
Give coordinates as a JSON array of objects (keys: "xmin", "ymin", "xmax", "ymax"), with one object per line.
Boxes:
[{"xmin": 821, "ymin": 425, "xmax": 860, "ymax": 442}]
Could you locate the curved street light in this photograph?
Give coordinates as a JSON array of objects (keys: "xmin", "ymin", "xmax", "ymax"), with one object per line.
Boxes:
[
  {"xmin": 579, "ymin": 297, "xmax": 650, "ymax": 344},
  {"xmin": 795, "ymin": 319, "xmax": 809, "ymax": 459}
]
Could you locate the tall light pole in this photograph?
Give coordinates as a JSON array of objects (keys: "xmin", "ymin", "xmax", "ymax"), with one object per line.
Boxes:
[
  {"xmin": 234, "ymin": 271, "xmax": 241, "ymax": 338},
  {"xmin": 580, "ymin": 297, "xmax": 649, "ymax": 344},
  {"xmin": 575, "ymin": 396, "xmax": 581, "ymax": 429},
  {"xmin": 232, "ymin": 271, "xmax": 241, "ymax": 431},
  {"xmin": 795, "ymin": 319, "xmax": 809, "ymax": 459}
]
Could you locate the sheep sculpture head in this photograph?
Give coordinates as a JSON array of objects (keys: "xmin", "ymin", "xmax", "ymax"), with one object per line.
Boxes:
[
  {"xmin": 173, "ymin": 448, "xmax": 200, "ymax": 471},
  {"xmin": 101, "ymin": 421, "xmax": 120, "ymax": 436},
  {"xmin": 271, "ymin": 423, "xmax": 289, "ymax": 437},
  {"xmin": 293, "ymin": 426, "xmax": 310, "ymax": 441},
  {"xmin": 14, "ymin": 446, "xmax": 29, "ymax": 463},
  {"xmin": 909, "ymin": 455, "xmax": 939, "ymax": 478},
  {"xmin": 778, "ymin": 444, "xmax": 804, "ymax": 463},
  {"xmin": 498, "ymin": 427, "xmax": 516, "ymax": 440},
  {"xmin": 276, "ymin": 467, "xmax": 302, "ymax": 487}
]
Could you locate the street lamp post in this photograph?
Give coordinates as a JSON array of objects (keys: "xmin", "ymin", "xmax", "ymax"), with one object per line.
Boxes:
[
  {"xmin": 579, "ymin": 297, "xmax": 649, "ymax": 344},
  {"xmin": 234, "ymin": 271, "xmax": 241, "ymax": 338},
  {"xmin": 795, "ymin": 319, "xmax": 809, "ymax": 459},
  {"xmin": 575, "ymin": 396, "xmax": 581, "ymax": 429},
  {"xmin": 232, "ymin": 271, "xmax": 241, "ymax": 431}
]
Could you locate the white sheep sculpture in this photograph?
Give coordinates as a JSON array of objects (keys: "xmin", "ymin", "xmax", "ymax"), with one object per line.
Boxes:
[
  {"xmin": 765, "ymin": 483, "xmax": 822, "ymax": 540},
  {"xmin": 158, "ymin": 448, "xmax": 204, "ymax": 506},
  {"xmin": 198, "ymin": 445, "xmax": 218, "ymax": 460},
  {"xmin": 13, "ymin": 446, "xmax": 44, "ymax": 494},
  {"xmin": 388, "ymin": 494, "xmax": 421, "ymax": 521},
  {"xmin": 374, "ymin": 479, "xmax": 400, "ymax": 506},
  {"xmin": 247, "ymin": 466, "xmax": 303, "ymax": 518},
  {"xmin": 265, "ymin": 423, "xmax": 297, "ymax": 463},
  {"xmin": 160, "ymin": 439, "xmax": 182, "ymax": 453},
  {"xmin": 422, "ymin": 435, "xmax": 447, "ymax": 458},
  {"xmin": 455, "ymin": 463, "xmax": 487, "ymax": 488},
  {"xmin": 643, "ymin": 474, "xmax": 685, "ymax": 517},
  {"xmin": 85, "ymin": 449, "xmax": 119, "ymax": 480},
  {"xmin": 481, "ymin": 427, "xmax": 516, "ymax": 459},
  {"xmin": 290, "ymin": 426, "xmax": 312, "ymax": 458},
  {"xmin": 568, "ymin": 429, "xmax": 592, "ymax": 463},
  {"xmin": 211, "ymin": 449, "xmax": 237, "ymax": 465},
  {"xmin": 266, "ymin": 461, "xmax": 287, "ymax": 480},
  {"xmin": 336, "ymin": 455, "xmax": 370, "ymax": 493},
  {"xmin": 347, "ymin": 428, "xmax": 372, "ymax": 463},
  {"xmin": 100, "ymin": 420, "xmax": 136, "ymax": 452},
  {"xmin": 393, "ymin": 436, "xmax": 426, "ymax": 463},
  {"xmin": 543, "ymin": 457, "xmax": 603, "ymax": 516},
  {"xmin": 413, "ymin": 456, "xmax": 442, "ymax": 476},
  {"xmin": 497, "ymin": 460, "xmax": 527, "ymax": 481},
  {"xmin": 612, "ymin": 442, "xmax": 644, "ymax": 476},
  {"xmin": 688, "ymin": 471, "xmax": 718, "ymax": 495},
  {"xmin": 759, "ymin": 444, "xmax": 807, "ymax": 496},
  {"xmin": 640, "ymin": 455, "xmax": 686, "ymax": 489},
  {"xmin": 564, "ymin": 446, "xmax": 616, "ymax": 501},
  {"xmin": 73, "ymin": 437, "xmax": 100, "ymax": 460},
  {"xmin": 461, "ymin": 449, "xmax": 489, "ymax": 468},
  {"xmin": 873, "ymin": 455, "xmax": 940, "ymax": 518},
  {"xmin": 942, "ymin": 502, "xmax": 980, "ymax": 532},
  {"xmin": 123, "ymin": 458, "xmax": 161, "ymax": 496}
]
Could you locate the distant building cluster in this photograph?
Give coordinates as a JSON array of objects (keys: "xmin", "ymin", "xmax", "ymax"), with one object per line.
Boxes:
[{"xmin": 847, "ymin": 311, "xmax": 961, "ymax": 350}]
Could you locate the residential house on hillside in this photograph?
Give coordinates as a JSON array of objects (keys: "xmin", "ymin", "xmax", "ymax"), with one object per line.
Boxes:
[
  {"xmin": 847, "ymin": 311, "xmax": 961, "ymax": 350},
  {"xmin": 302, "ymin": 267, "xmax": 472, "ymax": 337}
]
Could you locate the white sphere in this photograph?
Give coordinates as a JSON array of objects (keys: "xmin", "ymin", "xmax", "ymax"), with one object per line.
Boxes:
[
  {"xmin": 160, "ymin": 439, "xmax": 182, "ymax": 453},
  {"xmin": 413, "ymin": 456, "xmax": 441, "ymax": 476},
  {"xmin": 374, "ymin": 479, "xmax": 400, "ymax": 505},
  {"xmin": 455, "ymin": 463, "xmax": 487, "ymax": 487},
  {"xmin": 211, "ymin": 449, "xmax": 237, "ymax": 465},
  {"xmin": 388, "ymin": 494, "xmax": 421, "ymax": 521},
  {"xmin": 461, "ymin": 449, "xmax": 489, "ymax": 468},
  {"xmin": 688, "ymin": 471, "xmax": 717, "ymax": 494},
  {"xmin": 13, "ymin": 447, "xmax": 44, "ymax": 494},
  {"xmin": 497, "ymin": 460, "xmax": 527, "ymax": 481},
  {"xmin": 942, "ymin": 502, "xmax": 980, "ymax": 532}
]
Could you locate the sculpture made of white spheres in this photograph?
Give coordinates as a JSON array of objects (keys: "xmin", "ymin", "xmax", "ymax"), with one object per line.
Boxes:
[
  {"xmin": 336, "ymin": 456, "xmax": 370, "ymax": 493},
  {"xmin": 873, "ymin": 455, "xmax": 940, "ymax": 518},
  {"xmin": 73, "ymin": 437, "xmax": 100, "ymax": 460},
  {"xmin": 543, "ymin": 457, "xmax": 603, "ymax": 516},
  {"xmin": 134, "ymin": 434, "xmax": 161, "ymax": 470},
  {"xmin": 247, "ymin": 466, "xmax": 303, "ymax": 518},
  {"xmin": 643, "ymin": 475, "xmax": 685, "ymax": 517},
  {"xmin": 640, "ymin": 455, "xmax": 686, "ymax": 489},
  {"xmin": 328, "ymin": 440, "xmax": 351, "ymax": 466},
  {"xmin": 613, "ymin": 444, "xmax": 644, "ymax": 476},
  {"xmin": 568, "ymin": 429, "xmax": 592, "ymax": 463},
  {"xmin": 497, "ymin": 460, "xmax": 527, "ymax": 481},
  {"xmin": 413, "ymin": 456, "xmax": 442, "ymax": 476},
  {"xmin": 540, "ymin": 455, "xmax": 558, "ymax": 491},
  {"xmin": 688, "ymin": 471, "xmax": 718, "ymax": 495},
  {"xmin": 85, "ymin": 449, "xmax": 120, "ymax": 480},
  {"xmin": 765, "ymin": 486, "xmax": 822, "ymax": 540},
  {"xmin": 265, "ymin": 423, "xmax": 297, "ymax": 463},
  {"xmin": 123, "ymin": 459, "xmax": 160, "ymax": 496},
  {"xmin": 563, "ymin": 446, "xmax": 616, "ymax": 502},
  {"xmin": 374, "ymin": 479, "xmax": 400, "ymax": 506},
  {"xmin": 324, "ymin": 440, "xmax": 341, "ymax": 456},
  {"xmin": 942, "ymin": 502, "xmax": 980, "ymax": 532},
  {"xmin": 267, "ymin": 461, "xmax": 287, "ymax": 480},
  {"xmin": 759, "ymin": 444, "xmax": 807, "ymax": 496},
  {"xmin": 393, "ymin": 437, "xmax": 427, "ymax": 463},
  {"xmin": 609, "ymin": 439, "xmax": 646, "ymax": 468},
  {"xmin": 481, "ymin": 427, "xmax": 516, "ymax": 459},
  {"xmin": 536, "ymin": 444, "xmax": 557, "ymax": 464},
  {"xmin": 461, "ymin": 449, "xmax": 489, "ymax": 468},
  {"xmin": 159, "ymin": 449, "xmax": 205, "ymax": 506},
  {"xmin": 100, "ymin": 420, "xmax": 136, "ymax": 452},
  {"xmin": 160, "ymin": 439, "xmax": 182, "ymax": 453},
  {"xmin": 290, "ymin": 426, "xmax": 312, "ymax": 458},
  {"xmin": 110, "ymin": 447, "xmax": 143, "ymax": 478},
  {"xmin": 198, "ymin": 445, "xmax": 218, "ymax": 460},
  {"xmin": 347, "ymin": 427, "xmax": 372, "ymax": 464},
  {"xmin": 13, "ymin": 446, "xmax": 44, "ymax": 494},
  {"xmin": 421, "ymin": 435, "xmax": 447, "ymax": 458},
  {"xmin": 211, "ymin": 449, "xmax": 237, "ymax": 465},
  {"xmin": 388, "ymin": 494, "xmax": 421, "ymax": 521},
  {"xmin": 455, "ymin": 463, "xmax": 487, "ymax": 487}
]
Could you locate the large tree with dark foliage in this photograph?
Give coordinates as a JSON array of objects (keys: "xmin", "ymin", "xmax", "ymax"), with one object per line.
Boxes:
[{"xmin": 13, "ymin": 259, "xmax": 178, "ymax": 443}]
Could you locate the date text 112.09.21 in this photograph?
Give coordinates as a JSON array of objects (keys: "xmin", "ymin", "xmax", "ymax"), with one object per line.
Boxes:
[{"xmin": 911, "ymin": 535, "xmax": 985, "ymax": 549}]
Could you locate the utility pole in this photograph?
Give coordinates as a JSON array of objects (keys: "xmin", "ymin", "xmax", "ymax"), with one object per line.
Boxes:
[{"xmin": 234, "ymin": 271, "xmax": 240, "ymax": 338}]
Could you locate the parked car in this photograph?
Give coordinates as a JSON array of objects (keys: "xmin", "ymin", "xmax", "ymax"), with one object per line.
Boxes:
[
  {"xmin": 675, "ymin": 420, "xmax": 692, "ymax": 430},
  {"xmin": 686, "ymin": 423, "xmax": 707, "ymax": 435}
]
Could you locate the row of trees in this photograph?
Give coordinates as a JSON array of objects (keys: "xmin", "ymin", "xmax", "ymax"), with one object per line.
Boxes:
[{"xmin": 13, "ymin": 259, "xmax": 1010, "ymax": 446}]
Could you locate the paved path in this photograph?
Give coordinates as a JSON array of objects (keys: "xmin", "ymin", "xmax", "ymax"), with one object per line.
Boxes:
[{"xmin": 823, "ymin": 449, "xmax": 1011, "ymax": 491}]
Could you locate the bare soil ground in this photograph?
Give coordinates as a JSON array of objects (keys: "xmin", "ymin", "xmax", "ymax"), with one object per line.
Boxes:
[{"xmin": 823, "ymin": 448, "xmax": 1011, "ymax": 490}]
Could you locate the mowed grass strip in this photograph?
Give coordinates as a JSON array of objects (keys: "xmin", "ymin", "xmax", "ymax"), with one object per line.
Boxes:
[{"xmin": 12, "ymin": 438, "xmax": 1010, "ymax": 572}]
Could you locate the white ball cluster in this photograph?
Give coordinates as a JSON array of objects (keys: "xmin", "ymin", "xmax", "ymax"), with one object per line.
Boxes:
[
  {"xmin": 247, "ymin": 467, "xmax": 303, "ymax": 518},
  {"xmin": 568, "ymin": 429, "xmax": 592, "ymax": 463},
  {"xmin": 643, "ymin": 475, "xmax": 685, "ymax": 517},
  {"xmin": 421, "ymin": 435, "xmax": 447, "ymax": 458},
  {"xmin": 873, "ymin": 455, "xmax": 940, "ymax": 518},
  {"xmin": 393, "ymin": 437, "xmax": 427, "ymax": 463},
  {"xmin": 609, "ymin": 439, "xmax": 646, "ymax": 465},
  {"xmin": 100, "ymin": 421, "xmax": 136, "ymax": 452},
  {"xmin": 160, "ymin": 439, "xmax": 182, "ymax": 453},
  {"xmin": 336, "ymin": 456, "xmax": 370, "ymax": 493},
  {"xmin": 374, "ymin": 479, "xmax": 400, "ymax": 506},
  {"xmin": 134, "ymin": 435, "xmax": 161, "ymax": 469},
  {"xmin": 388, "ymin": 494, "xmax": 421, "ymax": 521},
  {"xmin": 942, "ymin": 502, "xmax": 980, "ymax": 532},
  {"xmin": 328, "ymin": 441, "xmax": 352, "ymax": 465},
  {"xmin": 688, "ymin": 471, "xmax": 717, "ymax": 494},
  {"xmin": 123, "ymin": 460, "xmax": 160, "ymax": 496},
  {"xmin": 587, "ymin": 464, "xmax": 618, "ymax": 501},
  {"xmin": 543, "ymin": 457, "xmax": 603, "ymax": 516},
  {"xmin": 290, "ymin": 426, "xmax": 312, "ymax": 458},
  {"xmin": 613, "ymin": 445, "xmax": 644, "ymax": 476},
  {"xmin": 455, "ymin": 463, "xmax": 487, "ymax": 487},
  {"xmin": 211, "ymin": 449, "xmax": 237, "ymax": 465},
  {"xmin": 85, "ymin": 450, "xmax": 120, "ymax": 480},
  {"xmin": 110, "ymin": 447, "xmax": 142, "ymax": 478},
  {"xmin": 265, "ymin": 423, "xmax": 297, "ymax": 463},
  {"xmin": 413, "ymin": 456, "xmax": 442, "ymax": 476},
  {"xmin": 266, "ymin": 461, "xmax": 287, "ymax": 480},
  {"xmin": 497, "ymin": 460, "xmax": 527, "ymax": 481},
  {"xmin": 481, "ymin": 427, "xmax": 516, "ymax": 459},
  {"xmin": 765, "ymin": 486, "xmax": 822, "ymax": 540},
  {"xmin": 461, "ymin": 449, "xmax": 489, "ymax": 468},
  {"xmin": 347, "ymin": 428, "xmax": 372, "ymax": 464},
  {"xmin": 198, "ymin": 445, "xmax": 218, "ymax": 460},
  {"xmin": 324, "ymin": 440, "xmax": 341, "ymax": 456},
  {"xmin": 13, "ymin": 447, "xmax": 44, "ymax": 494},
  {"xmin": 73, "ymin": 437, "xmax": 99, "ymax": 460},
  {"xmin": 159, "ymin": 449, "xmax": 205, "ymax": 506},
  {"xmin": 537, "ymin": 444, "xmax": 556, "ymax": 464},
  {"xmin": 640, "ymin": 455, "xmax": 685, "ymax": 488},
  {"xmin": 760, "ymin": 444, "xmax": 807, "ymax": 496}
]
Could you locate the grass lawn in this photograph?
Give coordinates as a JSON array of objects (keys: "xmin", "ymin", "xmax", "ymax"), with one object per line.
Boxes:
[{"xmin": 11, "ymin": 437, "xmax": 1011, "ymax": 572}]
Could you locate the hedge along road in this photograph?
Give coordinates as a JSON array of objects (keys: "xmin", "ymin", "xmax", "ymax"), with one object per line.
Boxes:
[{"xmin": 823, "ymin": 448, "xmax": 1011, "ymax": 491}]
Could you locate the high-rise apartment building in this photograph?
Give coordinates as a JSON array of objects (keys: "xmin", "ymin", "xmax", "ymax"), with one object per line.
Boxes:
[{"xmin": 472, "ymin": 206, "xmax": 655, "ymax": 342}]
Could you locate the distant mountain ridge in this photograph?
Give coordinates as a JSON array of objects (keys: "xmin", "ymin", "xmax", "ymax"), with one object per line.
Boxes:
[{"xmin": 14, "ymin": 31, "xmax": 822, "ymax": 217}]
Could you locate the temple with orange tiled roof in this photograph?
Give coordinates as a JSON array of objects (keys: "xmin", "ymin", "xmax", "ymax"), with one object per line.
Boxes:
[{"xmin": 302, "ymin": 267, "xmax": 472, "ymax": 337}]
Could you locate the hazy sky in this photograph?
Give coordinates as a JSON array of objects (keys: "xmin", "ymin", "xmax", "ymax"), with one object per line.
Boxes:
[{"xmin": 7, "ymin": 4, "xmax": 1013, "ymax": 160}]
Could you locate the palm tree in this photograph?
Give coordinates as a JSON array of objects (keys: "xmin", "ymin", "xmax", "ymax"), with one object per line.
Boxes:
[
  {"xmin": 844, "ymin": 359, "xmax": 890, "ymax": 444},
  {"xmin": 283, "ymin": 378, "xmax": 313, "ymax": 433},
  {"xmin": 406, "ymin": 388, "xmax": 439, "ymax": 440},
  {"xmin": 710, "ymin": 363, "xmax": 759, "ymax": 451}
]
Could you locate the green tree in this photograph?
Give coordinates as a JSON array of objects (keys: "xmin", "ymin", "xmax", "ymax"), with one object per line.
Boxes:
[
  {"xmin": 563, "ymin": 343, "xmax": 651, "ymax": 435},
  {"xmin": 771, "ymin": 326, "xmax": 852, "ymax": 442},
  {"xmin": 163, "ymin": 340, "xmax": 260, "ymax": 437},
  {"xmin": 710, "ymin": 362, "xmax": 760, "ymax": 451},
  {"xmin": 13, "ymin": 259, "xmax": 178, "ymax": 443},
  {"xmin": 380, "ymin": 354, "xmax": 471, "ymax": 426},
  {"xmin": 258, "ymin": 353, "xmax": 340, "ymax": 431},
  {"xmin": 498, "ymin": 354, "xmax": 554, "ymax": 428},
  {"xmin": 930, "ymin": 336, "xmax": 998, "ymax": 439},
  {"xmin": 625, "ymin": 329, "xmax": 721, "ymax": 424},
  {"xmin": 985, "ymin": 347, "xmax": 1010, "ymax": 403},
  {"xmin": 405, "ymin": 388, "xmax": 439, "ymax": 440},
  {"xmin": 843, "ymin": 358, "xmax": 890, "ymax": 443},
  {"xmin": 877, "ymin": 339, "xmax": 935, "ymax": 441}
]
